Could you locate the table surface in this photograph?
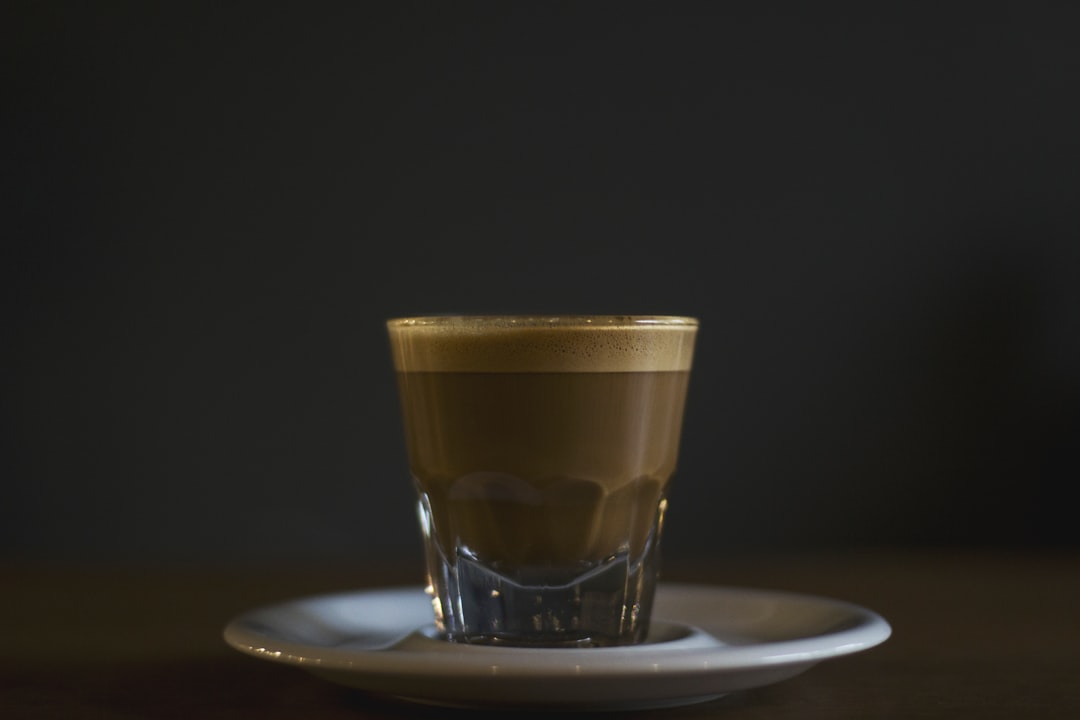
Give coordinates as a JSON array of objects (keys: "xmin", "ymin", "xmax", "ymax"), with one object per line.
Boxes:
[{"xmin": 4, "ymin": 548, "xmax": 1079, "ymax": 719}]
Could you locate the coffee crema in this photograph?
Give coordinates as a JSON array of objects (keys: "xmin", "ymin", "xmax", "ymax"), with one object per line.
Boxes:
[{"xmin": 387, "ymin": 315, "xmax": 696, "ymax": 373}]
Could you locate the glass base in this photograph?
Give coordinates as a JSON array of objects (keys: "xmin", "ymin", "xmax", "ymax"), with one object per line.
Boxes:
[{"xmin": 417, "ymin": 492, "xmax": 664, "ymax": 648}]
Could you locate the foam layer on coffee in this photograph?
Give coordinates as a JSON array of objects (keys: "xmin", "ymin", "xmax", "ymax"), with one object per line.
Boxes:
[{"xmin": 388, "ymin": 316, "xmax": 697, "ymax": 372}]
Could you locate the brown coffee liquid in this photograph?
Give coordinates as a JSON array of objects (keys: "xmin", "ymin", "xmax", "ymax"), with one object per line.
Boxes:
[{"xmin": 396, "ymin": 369, "xmax": 691, "ymax": 567}]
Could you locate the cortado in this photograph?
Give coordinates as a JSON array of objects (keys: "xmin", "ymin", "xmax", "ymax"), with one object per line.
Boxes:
[{"xmin": 388, "ymin": 315, "xmax": 697, "ymax": 647}]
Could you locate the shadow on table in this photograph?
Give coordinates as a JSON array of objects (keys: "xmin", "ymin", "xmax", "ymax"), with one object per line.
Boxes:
[{"xmin": 2, "ymin": 653, "xmax": 782, "ymax": 719}]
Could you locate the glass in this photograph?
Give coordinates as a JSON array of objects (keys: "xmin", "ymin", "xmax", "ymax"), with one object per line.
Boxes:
[{"xmin": 387, "ymin": 315, "xmax": 698, "ymax": 647}]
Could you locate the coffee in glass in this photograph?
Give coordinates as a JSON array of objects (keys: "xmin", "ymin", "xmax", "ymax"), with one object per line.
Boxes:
[{"xmin": 387, "ymin": 315, "xmax": 697, "ymax": 647}]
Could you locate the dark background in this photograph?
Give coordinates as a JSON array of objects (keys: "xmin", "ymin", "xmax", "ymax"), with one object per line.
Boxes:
[{"xmin": 4, "ymin": 1, "xmax": 1077, "ymax": 573}]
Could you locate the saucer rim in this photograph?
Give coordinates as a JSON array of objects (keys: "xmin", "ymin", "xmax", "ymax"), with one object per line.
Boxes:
[{"xmin": 223, "ymin": 582, "xmax": 892, "ymax": 677}]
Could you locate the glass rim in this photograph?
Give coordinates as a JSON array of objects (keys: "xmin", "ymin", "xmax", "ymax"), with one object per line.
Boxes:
[{"xmin": 387, "ymin": 315, "xmax": 698, "ymax": 329}]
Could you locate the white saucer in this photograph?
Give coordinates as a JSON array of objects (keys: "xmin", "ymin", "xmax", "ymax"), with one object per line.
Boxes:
[{"xmin": 223, "ymin": 583, "xmax": 891, "ymax": 711}]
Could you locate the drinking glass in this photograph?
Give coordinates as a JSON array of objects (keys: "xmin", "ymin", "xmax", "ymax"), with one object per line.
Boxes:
[{"xmin": 387, "ymin": 315, "xmax": 697, "ymax": 647}]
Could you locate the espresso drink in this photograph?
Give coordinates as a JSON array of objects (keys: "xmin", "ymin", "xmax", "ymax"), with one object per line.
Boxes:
[{"xmin": 388, "ymin": 316, "xmax": 697, "ymax": 646}]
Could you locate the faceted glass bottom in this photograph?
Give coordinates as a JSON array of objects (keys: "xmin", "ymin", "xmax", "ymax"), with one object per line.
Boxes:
[{"xmin": 416, "ymin": 491, "xmax": 665, "ymax": 647}]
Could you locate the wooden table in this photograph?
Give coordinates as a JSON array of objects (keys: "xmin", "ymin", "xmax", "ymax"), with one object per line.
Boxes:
[{"xmin": 4, "ymin": 549, "xmax": 1078, "ymax": 718}]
